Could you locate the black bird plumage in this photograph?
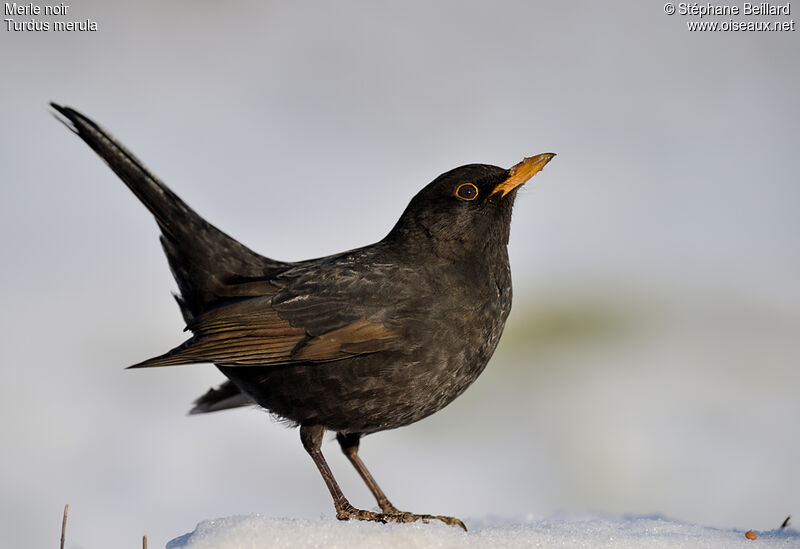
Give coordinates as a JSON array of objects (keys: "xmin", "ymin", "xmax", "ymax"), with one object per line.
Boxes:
[{"xmin": 52, "ymin": 103, "xmax": 554, "ymax": 530}]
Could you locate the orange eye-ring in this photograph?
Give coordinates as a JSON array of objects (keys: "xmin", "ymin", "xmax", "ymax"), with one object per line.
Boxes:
[{"xmin": 455, "ymin": 183, "xmax": 478, "ymax": 201}]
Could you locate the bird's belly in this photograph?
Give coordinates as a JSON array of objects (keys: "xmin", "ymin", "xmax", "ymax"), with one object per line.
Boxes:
[{"xmin": 218, "ymin": 341, "xmax": 496, "ymax": 434}]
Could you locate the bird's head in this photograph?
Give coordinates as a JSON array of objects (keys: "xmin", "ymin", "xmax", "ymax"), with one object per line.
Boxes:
[{"xmin": 387, "ymin": 153, "xmax": 555, "ymax": 259}]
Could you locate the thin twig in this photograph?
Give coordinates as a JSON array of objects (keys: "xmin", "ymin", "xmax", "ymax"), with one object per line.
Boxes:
[
  {"xmin": 60, "ymin": 504, "xmax": 69, "ymax": 549},
  {"xmin": 781, "ymin": 515, "xmax": 791, "ymax": 529},
  {"xmin": 143, "ymin": 534, "xmax": 148, "ymax": 549}
]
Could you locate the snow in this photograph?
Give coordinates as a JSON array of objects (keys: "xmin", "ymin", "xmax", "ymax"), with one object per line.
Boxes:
[{"xmin": 167, "ymin": 514, "xmax": 799, "ymax": 549}]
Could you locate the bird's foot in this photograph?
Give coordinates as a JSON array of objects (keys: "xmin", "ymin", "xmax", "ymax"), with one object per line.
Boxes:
[
  {"xmin": 336, "ymin": 502, "xmax": 467, "ymax": 531},
  {"xmin": 384, "ymin": 510, "xmax": 467, "ymax": 532},
  {"xmin": 378, "ymin": 502, "xmax": 401, "ymax": 514}
]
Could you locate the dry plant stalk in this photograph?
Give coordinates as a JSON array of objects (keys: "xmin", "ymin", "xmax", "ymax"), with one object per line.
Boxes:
[{"xmin": 60, "ymin": 504, "xmax": 69, "ymax": 549}]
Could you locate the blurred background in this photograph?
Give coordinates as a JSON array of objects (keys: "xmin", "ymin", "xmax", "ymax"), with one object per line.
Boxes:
[{"xmin": 1, "ymin": 1, "xmax": 798, "ymax": 547}]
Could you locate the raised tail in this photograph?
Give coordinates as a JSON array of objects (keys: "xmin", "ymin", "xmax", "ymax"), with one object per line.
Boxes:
[{"xmin": 51, "ymin": 103, "xmax": 290, "ymax": 320}]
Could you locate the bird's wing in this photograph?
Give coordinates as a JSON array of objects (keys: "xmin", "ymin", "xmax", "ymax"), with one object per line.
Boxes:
[
  {"xmin": 51, "ymin": 103, "xmax": 290, "ymax": 321},
  {"xmin": 185, "ymin": 264, "xmax": 407, "ymax": 411},
  {"xmin": 127, "ymin": 293, "xmax": 400, "ymax": 368}
]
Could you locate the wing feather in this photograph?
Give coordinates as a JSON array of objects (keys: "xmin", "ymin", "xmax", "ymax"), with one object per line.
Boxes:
[{"xmin": 128, "ymin": 295, "xmax": 399, "ymax": 368}]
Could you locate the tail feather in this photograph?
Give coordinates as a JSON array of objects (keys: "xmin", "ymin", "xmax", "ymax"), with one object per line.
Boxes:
[
  {"xmin": 190, "ymin": 381, "xmax": 254, "ymax": 414},
  {"xmin": 51, "ymin": 103, "xmax": 290, "ymax": 319},
  {"xmin": 54, "ymin": 103, "xmax": 282, "ymax": 414}
]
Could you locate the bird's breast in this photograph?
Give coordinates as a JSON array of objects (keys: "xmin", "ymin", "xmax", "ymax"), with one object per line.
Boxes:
[{"xmin": 385, "ymin": 256, "xmax": 513, "ymax": 414}]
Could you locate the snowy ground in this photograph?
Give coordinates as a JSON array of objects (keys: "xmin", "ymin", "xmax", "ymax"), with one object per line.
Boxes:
[{"xmin": 167, "ymin": 514, "xmax": 799, "ymax": 549}]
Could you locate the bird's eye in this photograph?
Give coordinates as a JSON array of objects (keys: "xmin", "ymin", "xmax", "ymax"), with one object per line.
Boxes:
[{"xmin": 455, "ymin": 183, "xmax": 478, "ymax": 201}]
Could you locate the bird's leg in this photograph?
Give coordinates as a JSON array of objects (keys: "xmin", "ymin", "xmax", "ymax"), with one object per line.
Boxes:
[
  {"xmin": 300, "ymin": 424, "xmax": 367, "ymax": 521},
  {"xmin": 335, "ymin": 431, "xmax": 467, "ymax": 531},
  {"xmin": 336, "ymin": 433, "xmax": 399, "ymax": 513},
  {"xmin": 300, "ymin": 426, "xmax": 465, "ymax": 530}
]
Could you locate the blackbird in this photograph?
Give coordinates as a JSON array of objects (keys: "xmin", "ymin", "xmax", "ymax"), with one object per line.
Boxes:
[{"xmin": 52, "ymin": 103, "xmax": 555, "ymax": 531}]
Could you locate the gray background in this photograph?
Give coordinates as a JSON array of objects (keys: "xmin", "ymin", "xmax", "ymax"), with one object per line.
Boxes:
[{"xmin": 1, "ymin": 1, "xmax": 798, "ymax": 547}]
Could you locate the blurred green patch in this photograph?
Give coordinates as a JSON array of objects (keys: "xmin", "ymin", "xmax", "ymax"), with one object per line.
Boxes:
[{"xmin": 501, "ymin": 300, "xmax": 630, "ymax": 350}]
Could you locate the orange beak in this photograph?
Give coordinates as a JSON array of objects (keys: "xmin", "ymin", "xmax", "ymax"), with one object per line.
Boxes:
[{"xmin": 491, "ymin": 153, "xmax": 556, "ymax": 197}]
